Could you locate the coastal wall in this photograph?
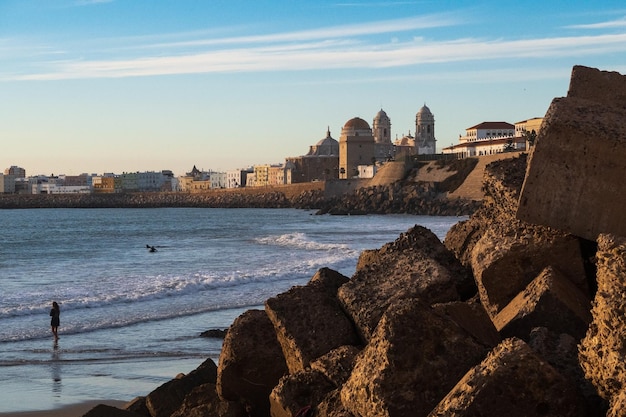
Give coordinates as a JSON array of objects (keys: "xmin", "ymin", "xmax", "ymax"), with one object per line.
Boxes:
[{"xmin": 518, "ymin": 66, "xmax": 626, "ymax": 240}]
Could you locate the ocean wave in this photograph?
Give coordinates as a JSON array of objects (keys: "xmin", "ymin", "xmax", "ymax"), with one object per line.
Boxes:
[{"xmin": 255, "ymin": 232, "xmax": 351, "ymax": 251}]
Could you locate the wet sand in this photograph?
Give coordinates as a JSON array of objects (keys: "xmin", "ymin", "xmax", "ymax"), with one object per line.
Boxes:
[{"xmin": 0, "ymin": 400, "xmax": 127, "ymax": 417}]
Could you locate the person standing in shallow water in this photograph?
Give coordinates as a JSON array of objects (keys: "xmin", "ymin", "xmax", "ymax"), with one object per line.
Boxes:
[{"xmin": 50, "ymin": 301, "xmax": 60, "ymax": 340}]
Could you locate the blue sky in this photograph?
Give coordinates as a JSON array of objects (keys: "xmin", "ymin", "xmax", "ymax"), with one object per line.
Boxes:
[{"xmin": 1, "ymin": 0, "xmax": 625, "ymax": 176}]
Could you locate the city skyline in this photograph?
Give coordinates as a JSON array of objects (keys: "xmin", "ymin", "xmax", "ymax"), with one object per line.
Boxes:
[{"xmin": 1, "ymin": 0, "xmax": 626, "ymax": 177}]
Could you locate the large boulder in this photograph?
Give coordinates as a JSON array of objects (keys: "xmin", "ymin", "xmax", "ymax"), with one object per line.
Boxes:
[
  {"xmin": 217, "ymin": 309, "xmax": 288, "ymax": 417},
  {"xmin": 445, "ymin": 154, "xmax": 527, "ymax": 267},
  {"xmin": 170, "ymin": 383, "xmax": 246, "ymax": 417},
  {"xmin": 517, "ymin": 66, "xmax": 626, "ymax": 240},
  {"xmin": 265, "ymin": 268, "xmax": 359, "ymax": 373},
  {"xmin": 145, "ymin": 358, "xmax": 218, "ymax": 417},
  {"xmin": 338, "ymin": 226, "xmax": 475, "ymax": 342},
  {"xmin": 470, "ymin": 228, "xmax": 588, "ymax": 318},
  {"xmin": 83, "ymin": 404, "xmax": 144, "ymax": 417},
  {"xmin": 340, "ymin": 298, "xmax": 489, "ymax": 417},
  {"xmin": 269, "ymin": 370, "xmax": 336, "ymax": 417},
  {"xmin": 579, "ymin": 234, "xmax": 626, "ymax": 402},
  {"xmin": 528, "ymin": 327, "xmax": 608, "ymax": 416},
  {"xmin": 316, "ymin": 390, "xmax": 356, "ymax": 417},
  {"xmin": 493, "ymin": 265, "xmax": 592, "ymax": 341},
  {"xmin": 309, "ymin": 345, "xmax": 361, "ymax": 388},
  {"xmin": 428, "ymin": 338, "xmax": 586, "ymax": 416},
  {"xmin": 431, "ymin": 299, "xmax": 501, "ymax": 348}
]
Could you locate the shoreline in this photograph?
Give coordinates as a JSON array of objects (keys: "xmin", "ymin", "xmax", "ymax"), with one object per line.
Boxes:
[{"xmin": 0, "ymin": 400, "xmax": 128, "ymax": 417}]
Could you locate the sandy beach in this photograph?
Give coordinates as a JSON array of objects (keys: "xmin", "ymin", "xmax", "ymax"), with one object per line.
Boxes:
[{"xmin": 0, "ymin": 400, "xmax": 128, "ymax": 417}]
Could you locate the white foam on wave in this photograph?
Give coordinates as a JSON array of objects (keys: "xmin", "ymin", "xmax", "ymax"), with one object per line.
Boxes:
[{"xmin": 255, "ymin": 232, "xmax": 351, "ymax": 251}]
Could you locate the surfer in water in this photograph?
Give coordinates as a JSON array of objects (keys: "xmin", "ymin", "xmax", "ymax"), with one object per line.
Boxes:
[{"xmin": 147, "ymin": 245, "xmax": 157, "ymax": 252}]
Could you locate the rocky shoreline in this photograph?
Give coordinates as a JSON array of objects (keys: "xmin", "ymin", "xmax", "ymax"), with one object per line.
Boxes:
[
  {"xmin": 0, "ymin": 173, "xmax": 480, "ymax": 216},
  {"xmin": 73, "ymin": 66, "xmax": 626, "ymax": 416}
]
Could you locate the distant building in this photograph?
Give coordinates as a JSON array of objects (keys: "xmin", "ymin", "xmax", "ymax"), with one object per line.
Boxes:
[
  {"xmin": 286, "ymin": 128, "xmax": 340, "ymax": 183},
  {"xmin": 415, "ymin": 104, "xmax": 436, "ymax": 155},
  {"xmin": 4, "ymin": 166, "xmax": 25, "ymax": 178},
  {"xmin": 226, "ymin": 168, "xmax": 251, "ymax": 188},
  {"xmin": 0, "ymin": 174, "xmax": 16, "ymax": 194},
  {"xmin": 339, "ymin": 117, "xmax": 376, "ymax": 179},
  {"xmin": 394, "ymin": 131, "xmax": 415, "ymax": 158},
  {"xmin": 373, "ymin": 109, "xmax": 394, "ymax": 162},
  {"xmin": 443, "ymin": 121, "xmax": 525, "ymax": 157}
]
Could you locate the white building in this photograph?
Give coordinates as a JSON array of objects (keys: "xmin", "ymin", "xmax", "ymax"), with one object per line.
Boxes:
[
  {"xmin": 0, "ymin": 174, "xmax": 16, "ymax": 194},
  {"xmin": 443, "ymin": 121, "xmax": 525, "ymax": 157}
]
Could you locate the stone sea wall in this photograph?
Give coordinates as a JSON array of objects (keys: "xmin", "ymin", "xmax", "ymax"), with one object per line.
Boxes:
[{"xmin": 0, "ymin": 165, "xmax": 479, "ymax": 216}]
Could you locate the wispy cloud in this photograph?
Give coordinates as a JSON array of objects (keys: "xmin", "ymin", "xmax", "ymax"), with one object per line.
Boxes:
[
  {"xmin": 566, "ymin": 16, "xmax": 626, "ymax": 29},
  {"xmin": 5, "ymin": 13, "xmax": 626, "ymax": 81}
]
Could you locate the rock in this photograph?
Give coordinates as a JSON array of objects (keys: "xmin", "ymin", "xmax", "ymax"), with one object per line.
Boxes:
[
  {"xmin": 316, "ymin": 390, "xmax": 356, "ymax": 417},
  {"xmin": 444, "ymin": 154, "xmax": 528, "ymax": 267},
  {"xmin": 269, "ymin": 370, "xmax": 336, "ymax": 417},
  {"xmin": 309, "ymin": 345, "xmax": 361, "ymax": 388},
  {"xmin": 265, "ymin": 268, "xmax": 359, "ymax": 373},
  {"xmin": 517, "ymin": 66, "xmax": 626, "ymax": 240},
  {"xmin": 607, "ymin": 389, "xmax": 626, "ymax": 417},
  {"xmin": 432, "ymin": 299, "xmax": 501, "ymax": 348},
  {"xmin": 470, "ymin": 229, "xmax": 588, "ymax": 318},
  {"xmin": 82, "ymin": 404, "xmax": 144, "ymax": 417},
  {"xmin": 579, "ymin": 234, "xmax": 626, "ymax": 402},
  {"xmin": 145, "ymin": 358, "xmax": 218, "ymax": 417},
  {"xmin": 170, "ymin": 383, "xmax": 246, "ymax": 417},
  {"xmin": 216, "ymin": 309, "xmax": 288, "ymax": 417},
  {"xmin": 528, "ymin": 327, "xmax": 608, "ymax": 417},
  {"xmin": 200, "ymin": 328, "xmax": 228, "ymax": 338},
  {"xmin": 428, "ymin": 338, "xmax": 586, "ymax": 416},
  {"xmin": 340, "ymin": 298, "xmax": 489, "ymax": 417},
  {"xmin": 493, "ymin": 266, "xmax": 592, "ymax": 341},
  {"xmin": 124, "ymin": 397, "xmax": 150, "ymax": 416},
  {"xmin": 338, "ymin": 226, "xmax": 475, "ymax": 342}
]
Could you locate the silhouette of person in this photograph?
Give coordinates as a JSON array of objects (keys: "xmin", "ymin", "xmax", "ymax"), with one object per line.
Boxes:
[{"xmin": 50, "ymin": 301, "xmax": 60, "ymax": 340}]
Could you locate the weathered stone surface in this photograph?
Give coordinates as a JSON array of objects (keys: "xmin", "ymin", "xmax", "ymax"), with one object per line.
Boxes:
[
  {"xmin": 170, "ymin": 383, "xmax": 246, "ymax": 417},
  {"xmin": 269, "ymin": 370, "xmax": 336, "ymax": 417},
  {"xmin": 493, "ymin": 266, "xmax": 592, "ymax": 340},
  {"xmin": 309, "ymin": 345, "xmax": 361, "ymax": 388},
  {"xmin": 83, "ymin": 404, "xmax": 144, "ymax": 417},
  {"xmin": 340, "ymin": 298, "xmax": 489, "ymax": 417},
  {"xmin": 217, "ymin": 309, "xmax": 288, "ymax": 417},
  {"xmin": 471, "ymin": 229, "xmax": 588, "ymax": 318},
  {"xmin": 517, "ymin": 66, "xmax": 626, "ymax": 241},
  {"xmin": 316, "ymin": 390, "xmax": 356, "ymax": 417},
  {"xmin": 428, "ymin": 338, "xmax": 586, "ymax": 416},
  {"xmin": 528, "ymin": 327, "xmax": 608, "ymax": 417},
  {"xmin": 432, "ymin": 299, "xmax": 501, "ymax": 348},
  {"xmin": 607, "ymin": 388, "xmax": 626, "ymax": 417},
  {"xmin": 146, "ymin": 358, "xmax": 218, "ymax": 417},
  {"xmin": 579, "ymin": 234, "xmax": 626, "ymax": 402},
  {"xmin": 124, "ymin": 397, "xmax": 150, "ymax": 416},
  {"xmin": 338, "ymin": 226, "xmax": 475, "ymax": 342},
  {"xmin": 265, "ymin": 268, "xmax": 359, "ymax": 374},
  {"xmin": 444, "ymin": 154, "xmax": 528, "ymax": 267}
]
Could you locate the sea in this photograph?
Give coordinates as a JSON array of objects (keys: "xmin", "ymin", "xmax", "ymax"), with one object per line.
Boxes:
[{"xmin": 0, "ymin": 207, "xmax": 464, "ymax": 413}]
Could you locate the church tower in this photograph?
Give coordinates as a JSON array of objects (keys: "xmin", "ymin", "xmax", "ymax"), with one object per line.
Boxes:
[
  {"xmin": 415, "ymin": 104, "xmax": 436, "ymax": 155},
  {"xmin": 373, "ymin": 109, "xmax": 394, "ymax": 161}
]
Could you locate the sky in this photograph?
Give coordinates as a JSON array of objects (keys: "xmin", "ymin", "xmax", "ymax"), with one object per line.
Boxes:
[{"xmin": 1, "ymin": 1, "xmax": 625, "ymax": 177}]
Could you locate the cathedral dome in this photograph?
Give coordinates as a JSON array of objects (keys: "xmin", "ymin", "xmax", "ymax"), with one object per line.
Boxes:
[
  {"xmin": 417, "ymin": 104, "xmax": 432, "ymax": 115},
  {"xmin": 343, "ymin": 117, "xmax": 371, "ymax": 130},
  {"xmin": 374, "ymin": 109, "xmax": 390, "ymax": 123},
  {"xmin": 307, "ymin": 128, "xmax": 339, "ymax": 156}
]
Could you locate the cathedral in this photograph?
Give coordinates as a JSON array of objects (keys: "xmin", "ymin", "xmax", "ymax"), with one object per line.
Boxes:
[{"xmin": 290, "ymin": 105, "xmax": 436, "ymax": 181}]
